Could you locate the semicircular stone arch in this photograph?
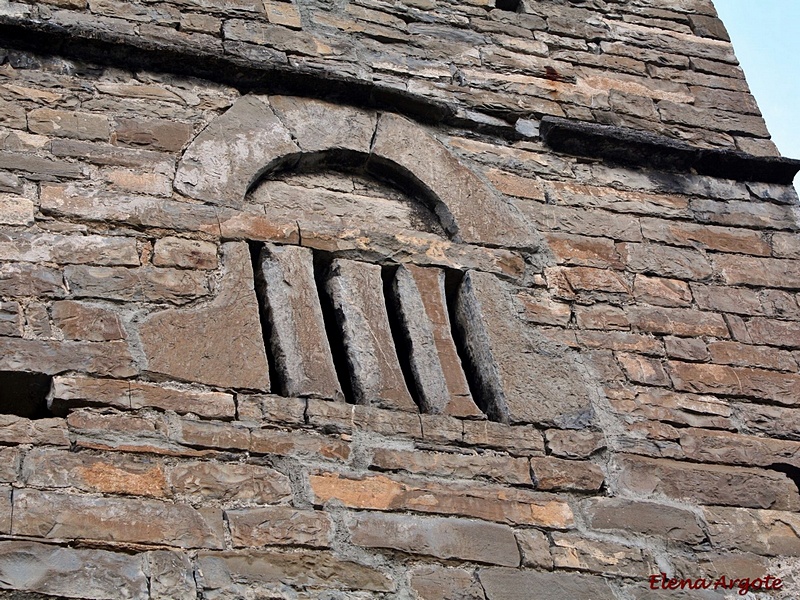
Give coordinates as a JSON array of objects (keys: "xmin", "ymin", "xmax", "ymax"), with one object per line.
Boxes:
[{"xmin": 173, "ymin": 94, "xmax": 536, "ymax": 250}]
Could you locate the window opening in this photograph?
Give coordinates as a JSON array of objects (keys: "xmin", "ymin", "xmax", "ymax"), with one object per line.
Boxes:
[{"xmin": 0, "ymin": 371, "xmax": 53, "ymax": 419}]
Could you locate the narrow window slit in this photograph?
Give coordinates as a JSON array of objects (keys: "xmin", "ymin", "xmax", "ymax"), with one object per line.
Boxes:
[
  {"xmin": 312, "ymin": 252, "xmax": 355, "ymax": 404},
  {"xmin": 249, "ymin": 241, "xmax": 282, "ymax": 395},
  {"xmin": 444, "ymin": 269, "xmax": 492, "ymax": 420},
  {"xmin": 381, "ymin": 265, "xmax": 424, "ymax": 412}
]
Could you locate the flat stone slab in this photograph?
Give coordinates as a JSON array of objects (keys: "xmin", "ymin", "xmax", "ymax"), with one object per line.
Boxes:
[
  {"xmin": 324, "ymin": 258, "xmax": 416, "ymax": 412},
  {"xmin": 391, "ymin": 265, "xmax": 480, "ymax": 417},
  {"xmin": 256, "ymin": 243, "xmax": 342, "ymax": 400},
  {"xmin": 140, "ymin": 242, "xmax": 270, "ymax": 390},
  {"xmin": 454, "ymin": 270, "xmax": 592, "ymax": 426}
]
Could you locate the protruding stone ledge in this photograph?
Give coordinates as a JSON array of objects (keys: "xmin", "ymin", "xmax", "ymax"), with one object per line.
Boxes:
[{"xmin": 540, "ymin": 116, "xmax": 800, "ymax": 185}]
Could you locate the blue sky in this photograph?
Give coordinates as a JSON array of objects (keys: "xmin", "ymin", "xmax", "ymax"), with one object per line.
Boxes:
[{"xmin": 713, "ymin": 0, "xmax": 800, "ymax": 188}]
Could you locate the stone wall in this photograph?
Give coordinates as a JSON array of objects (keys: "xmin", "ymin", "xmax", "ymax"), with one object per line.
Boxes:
[{"xmin": 1, "ymin": 0, "xmax": 800, "ymax": 599}]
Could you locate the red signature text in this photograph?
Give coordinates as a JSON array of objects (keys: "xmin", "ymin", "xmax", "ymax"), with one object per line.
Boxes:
[{"xmin": 649, "ymin": 572, "xmax": 783, "ymax": 596}]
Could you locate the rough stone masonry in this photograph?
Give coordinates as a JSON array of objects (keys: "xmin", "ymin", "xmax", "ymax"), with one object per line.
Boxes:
[{"xmin": 0, "ymin": 0, "xmax": 799, "ymax": 598}]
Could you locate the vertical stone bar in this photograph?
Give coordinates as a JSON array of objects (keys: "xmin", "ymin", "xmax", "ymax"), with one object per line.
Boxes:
[
  {"xmin": 455, "ymin": 270, "xmax": 592, "ymax": 426},
  {"xmin": 324, "ymin": 259, "xmax": 417, "ymax": 412},
  {"xmin": 256, "ymin": 244, "xmax": 343, "ymax": 401},
  {"xmin": 391, "ymin": 265, "xmax": 482, "ymax": 418}
]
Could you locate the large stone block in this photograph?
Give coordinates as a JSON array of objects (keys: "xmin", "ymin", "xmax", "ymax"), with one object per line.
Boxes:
[
  {"xmin": 617, "ymin": 454, "xmax": 800, "ymax": 511},
  {"xmin": 0, "ymin": 338, "xmax": 136, "ymax": 378},
  {"xmin": 197, "ymin": 550, "xmax": 393, "ymax": 593},
  {"xmin": 454, "ymin": 270, "xmax": 592, "ymax": 426},
  {"xmin": 140, "ymin": 242, "xmax": 270, "ymax": 390},
  {"xmin": 270, "ymin": 95, "xmax": 376, "ymax": 154},
  {"xmin": 22, "ymin": 447, "xmax": 168, "ymax": 498},
  {"xmin": 371, "ymin": 114, "xmax": 534, "ymax": 248},
  {"xmin": 13, "ymin": 489, "xmax": 225, "ymax": 548},
  {"xmin": 0, "ymin": 541, "xmax": 148, "ymax": 599},
  {"xmin": 168, "ymin": 460, "xmax": 292, "ymax": 503},
  {"xmin": 348, "ymin": 511, "xmax": 520, "ymax": 566},
  {"xmin": 51, "ymin": 300, "xmax": 126, "ymax": 341},
  {"xmin": 668, "ymin": 361, "xmax": 800, "ymax": 405},
  {"xmin": 324, "ymin": 258, "xmax": 416, "ymax": 411},
  {"xmin": 410, "ymin": 565, "xmax": 486, "ymax": 600},
  {"xmin": 581, "ymin": 498, "xmax": 705, "ymax": 544},
  {"xmin": 65, "ymin": 265, "xmax": 208, "ymax": 303},
  {"xmin": 704, "ymin": 506, "xmax": 800, "ymax": 556},
  {"xmin": 146, "ymin": 551, "xmax": 196, "ymax": 600},
  {"xmin": 49, "ymin": 375, "xmax": 236, "ymax": 419},
  {"xmin": 227, "ymin": 507, "xmax": 332, "ymax": 548},
  {"xmin": 256, "ymin": 244, "xmax": 342, "ymax": 401},
  {"xmin": 390, "ymin": 265, "xmax": 480, "ymax": 417},
  {"xmin": 27, "ymin": 107, "xmax": 110, "ymax": 141},
  {"xmin": 479, "ymin": 568, "xmax": 616, "ymax": 600},
  {"xmin": 174, "ymin": 95, "xmax": 299, "ymax": 206},
  {"xmin": 310, "ymin": 472, "xmax": 573, "ymax": 528}
]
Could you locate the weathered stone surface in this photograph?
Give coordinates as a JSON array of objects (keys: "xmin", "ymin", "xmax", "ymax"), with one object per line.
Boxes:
[
  {"xmin": 147, "ymin": 551, "xmax": 196, "ymax": 600},
  {"xmin": 454, "ymin": 270, "xmax": 592, "ymax": 426},
  {"xmin": 114, "ymin": 117, "xmax": 193, "ymax": 152},
  {"xmin": 0, "ymin": 487, "xmax": 9, "ymax": 534},
  {"xmin": 0, "ymin": 232, "xmax": 139, "ymax": 266},
  {"xmin": 140, "ymin": 242, "xmax": 270, "ymax": 390},
  {"xmin": 545, "ymin": 429, "xmax": 606, "ymax": 459},
  {"xmin": 633, "ymin": 274, "xmax": 693, "ymax": 307},
  {"xmin": 0, "ymin": 415, "xmax": 69, "ymax": 446},
  {"xmin": 197, "ymin": 550, "xmax": 393, "ymax": 593},
  {"xmin": 372, "ymin": 113, "xmax": 533, "ymax": 247},
  {"xmin": 704, "ymin": 506, "xmax": 800, "ymax": 556},
  {"xmin": 620, "ymin": 243, "xmax": 713, "ymax": 281},
  {"xmin": 169, "ymin": 460, "xmax": 292, "ymax": 503},
  {"xmin": 679, "ymin": 428, "xmax": 800, "ymax": 469},
  {"xmin": 462, "ymin": 420, "xmax": 545, "ymax": 455},
  {"xmin": 324, "ymin": 258, "xmax": 415, "ymax": 411},
  {"xmin": 0, "ymin": 447, "xmax": 20, "ymax": 483},
  {"xmin": 51, "ymin": 300, "xmax": 126, "ymax": 341},
  {"xmin": 13, "ymin": 489, "xmax": 225, "ymax": 548},
  {"xmin": 551, "ymin": 532, "xmax": 655, "ymax": 577},
  {"xmin": 516, "ymin": 528, "xmax": 553, "ymax": 569},
  {"xmin": 227, "ymin": 507, "xmax": 332, "ymax": 548},
  {"xmin": 479, "ymin": 568, "xmax": 615, "ymax": 600},
  {"xmin": 0, "ymin": 194, "xmax": 34, "ymax": 225},
  {"xmin": 153, "ymin": 236, "xmax": 218, "ymax": 269},
  {"xmin": 256, "ymin": 244, "xmax": 342, "ymax": 401},
  {"xmin": 628, "ymin": 306, "xmax": 729, "ymax": 337},
  {"xmin": 391, "ymin": 265, "xmax": 479, "ymax": 417},
  {"xmin": 668, "ymin": 361, "xmax": 800, "ymax": 405},
  {"xmin": 270, "ymin": 95, "xmax": 376, "ymax": 153},
  {"xmin": 708, "ymin": 340, "xmax": 796, "ymax": 370},
  {"xmin": 370, "ymin": 447, "xmax": 531, "ymax": 486},
  {"xmin": 0, "ymin": 337, "xmax": 136, "ymax": 377},
  {"xmin": 582, "ymin": 498, "xmax": 705, "ymax": 544},
  {"xmin": 410, "ymin": 565, "xmax": 486, "ymax": 600},
  {"xmin": 516, "ymin": 291, "xmax": 572, "ymax": 326},
  {"xmin": 348, "ymin": 512, "xmax": 520, "ymax": 566},
  {"xmin": 22, "ymin": 447, "xmax": 168, "ymax": 497},
  {"xmin": 641, "ymin": 218, "xmax": 771, "ymax": 256},
  {"xmin": 27, "ymin": 107, "xmax": 110, "ymax": 141},
  {"xmin": 65, "ymin": 265, "xmax": 208, "ymax": 303},
  {"xmin": 738, "ymin": 402, "xmax": 800, "ymax": 441},
  {"xmin": 713, "ymin": 254, "xmax": 800, "ymax": 289},
  {"xmin": 0, "ymin": 262, "xmax": 65, "ymax": 297},
  {"xmin": 0, "ymin": 301, "xmax": 22, "ymax": 337},
  {"xmin": 49, "ymin": 375, "xmax": 236, "ymax": 418},
  {"xmin": 530, "ymin": 457, "xmax": 604, "ymax": 492},
  {"xmin": 175, "ymin": 95, "xmax": 298, "ymax": 206},
  {"xmin": 617, "ymin": 454, "xmax": 800, "ymax": 511},
  {"xmin": 309, "ymin": 472, "xmax": 574, "ymax": 528},
  {"xmin": 249, "ymin": 427, "xmax": 350, "ymax": 461},
  {"xmin": 746, "ymin": 317, "xmax": 800, "ymax": 349},
  {"xmin": 0, "ymin": 541, "xmax": 148, "ymax": 599}
]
